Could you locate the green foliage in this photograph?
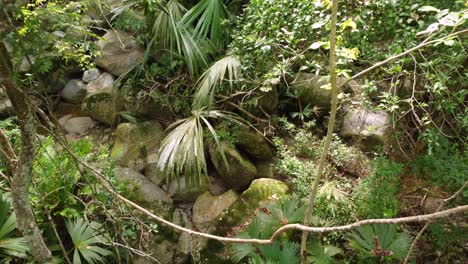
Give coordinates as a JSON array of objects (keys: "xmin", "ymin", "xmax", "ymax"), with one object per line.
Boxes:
[
  {"xmin": 348, "ymin": 224, "xmax": 412, "ymax": 263},
  {"xmin": 231, "ymin": 199, "xmax": 305, "ymax": 264},
  {"xmin": 425, "ymin": 222, "xmax": 467, "ymax": 262},
  {"xmin": 0, "ymin": 192, "xmax": 29, "ymax": 261},
  {"xmin": 307, "ymin": 239, "xmax": 342, "ymax": 264},
  {"xmin": 145, "ymin": 0, "xmax": 213, "ymax": 76},
  {"xmin": 32, "ymin": 137, "xmax": 94, "ymax": 219},
  {"xmin": 11, "ymin": 0, "xmax": 98, "ymax": 71},
  {"xmin": 66, "ymin": 218, "xmax": 112, "ymax": 264},
  {"xmin": 192, "ymin": 55, "xmax": 241, "ymax": 109},
  {"xmin": 411, "ymin": 134, "xmax": 468, "ymax": 198},
  {"xmin": 157, "ymin": 109, "xmax": 244, "ymax": 187},
  {"xmin": 353, "ymin": 158, "xmax": 403, "ymax": 219},
  {"xmin": 181, "ymin": 0, "xmax": 229, "ymax": 47}
]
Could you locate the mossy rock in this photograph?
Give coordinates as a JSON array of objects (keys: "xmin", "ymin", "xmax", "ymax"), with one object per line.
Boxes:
[
  {"xmin": 236, "ymin": 127, "xmax": 274, "ymax": 160},
  {"xmin": 218, "ymin": 178, "xmax": 288, "ymax": 232},
  {"xmin": 167, "ymin": 176, "xmax": 211, "ymax": 202},
  {"xmin": 81, "ymin": 91, "xmax": 119, "ymax": 125},
  {"xmin": 209, "ymin": 142, "xmax": 257, "ymax": 191},
  {"xmin": 111, "ymin": 122, "xmax": 165, "ymax": 168},
  {"xmin": 192, "ymin": 190, "xmax": 239, "ymax": 232}
]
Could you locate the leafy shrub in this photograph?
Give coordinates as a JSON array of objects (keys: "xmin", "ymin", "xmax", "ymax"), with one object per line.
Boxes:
[
  {"xmin": 348, "ymin": 224, "xmax": 412, "ymax": 263},
  {"xmin": 411, "ymin": 136, "xmax": 468, "ymax": 198},
  {"xmin": 353, "ymin": 158, "xmax": 403, "ymax": 218}
]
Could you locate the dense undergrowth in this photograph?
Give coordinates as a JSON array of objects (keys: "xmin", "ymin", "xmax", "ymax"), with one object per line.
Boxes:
[{"xmin": 0, "ymin": 0, "xmax": 466, "ymax": 263}]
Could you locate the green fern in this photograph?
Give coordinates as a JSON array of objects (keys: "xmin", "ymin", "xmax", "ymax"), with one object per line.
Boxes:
[
  {"xmin": 348, "ymin": 224, "xmax": 412, "ymax": 263},
  {"xmin": 0, "ymin": 192, "xmax": 29, "ymax": 261},
  {"xmin": 66, "ymin": 218, "xmax": 112, "ymax": 264}
]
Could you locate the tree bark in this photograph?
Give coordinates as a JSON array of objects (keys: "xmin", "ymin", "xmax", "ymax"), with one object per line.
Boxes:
[
  {"xmin": 0, "ymin": 40, "xmax": 54, "ymax": 263},
  {"xmin": 300, "ymin": 0, "xmax": 339, "ymax": 262}
]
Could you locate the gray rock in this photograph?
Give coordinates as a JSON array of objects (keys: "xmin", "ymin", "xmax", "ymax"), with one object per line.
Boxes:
[
  {"xmin": 82, "ymin": 68, "xmax": 102, "ymax": 83},
  {"xmin": 167, "ymin": 176, "xmax": 211, "ymax": 202},
  {"xmin": 0, "ymin": 99, "xmax": 14, "ymax": 118},
  {"xmin": 144, "ymin": 162, "xmax": 166, "ymax": 185},
  {"xmin": 62, "ymin": 79, "xmax": 87, "ymax": 103},
  {"xmin": 114, "ymin": 166, "xmax": 172, "ymax": 209},
  {"xmin": 19, "ymin": 56, "xmax": 34, "ymax": 72},
  {"xmin": 95, "ymin": 30, "xmax": 144, "ymax": 76},
  {"xmin": 86, "ymin": 72, "xmax": 114, "ymax": 93},
  {"xmin": 111, "ymin": 122, "xmax": 165, "ymax": 169},
  {"xmin": 209, "ymin": 143, "xmax": 257, "ymax": 191},
  {"xmin": 291, "ymin": 73, "xmax": 361, "ymax": 111},
  {"xmin": 236, "ymin": 127, "xmax": 273, "ymax": 160},
  {"xmin": 81, "ymin": 88, "xmax": 120, "ymax": 125},
  {"xmin": 63, "ymin": 117, "xmax": 94, "ymax": 135},
  {"xmin": 192, "ymin": 190, "xmax": 239, "ymax": 232},
  {"xmin": 255, "ymin": 160, "xmax": 275, "ymax": 178},
  {"xmin": 340, "ymin": 106, "xmax": 390, "ymax": 149}
]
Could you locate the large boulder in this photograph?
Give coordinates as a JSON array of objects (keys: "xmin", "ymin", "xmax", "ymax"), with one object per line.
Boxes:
[
  {"xmin": 192, "ymin": 190, "xmax": 239, "ymax": 232},
  {"xmin": 86, "ymin": 72, "xmax": 114, "ymax": 93},
  {"xmin": 111, "ymin": 122, "xmax": 165, "ymax": 169},
  {"xmin": 62, "ymin": 79, "xmax": 87, "ymax": 103},
  {"xmin": 219, "ymin": 178, "xmax": 288, "ymax": 230},
  {"xmin": 291, "ymin": 73, "xmax": 361, "ymax": 111},
  {"xmin": 81, "ymin": 74, "xmax": 119, "ymax": 125},
  {"xmin": 209, "ymin": 143, "xmax": 257, "ymax": 191},
  {"xmin": 95, "ymin": 30, "xmax": 144, "ymax": 76},
  {"xmin": 167, "ymin": 176, "xmax": 211, "ymax": 202},
  {"xmin": 114, "ymin": 167, "xmax": 172, "ymax": 213},
  {"xmin": 81, "ymin": 90, "xmax": 119, "ymax": 125},
  {"xmin": 144, "ymin": 161, "xmax": 166, "ymax": 185},
  {"xmin": 339, "ymin": 106, "xmax": 390, "ymax": 149},
  {"xmin": 0, "ymin": 99, "xmax": 14, "ymax": 118},
  {"xmin": 62, "ymin": 116, "xmax": 95, "ymax": 135},
  {"xmin": 236, "ymin": 127, "xmax": 273, "ymax": 160}
]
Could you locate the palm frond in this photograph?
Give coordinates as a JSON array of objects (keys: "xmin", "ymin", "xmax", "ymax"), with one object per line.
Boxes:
[
  {"xmin": 181, "ymin": 0, "xmax": 229, "ymax": 46},
  {"xmin": 348, "ymin": 224, "xmax": 412, "ymax": 261},
  {"xmin": 149, "ymin": 0, "xmax": 213, "ymax": 76},
  {"xmin": 157, "ymin": 109, "xmax": 244, "ymax": 188},
  {"xmin": 0, "ymin": 192, "xmax": 29, "ymax": 259},
  {"xmin": 192, "ymin": 55, "xmax": 241, "ymax": 109},
  {"xmin": 66, "ymin": 218, "xmax": 112, "ymax": 264}
]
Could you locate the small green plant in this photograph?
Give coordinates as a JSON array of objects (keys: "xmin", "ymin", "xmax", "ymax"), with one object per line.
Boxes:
[
  {"xmin": 66, "ymin": 218, "xmax": 112, "ymax": 264},
  {"xmin": 231, "ymin": 199, "xmax": 306, "ymax": 263},
  {"xmin": 307, "ymin": 239, "xmax": 342, "ymax": 264},
  {"xmin": 348, "ymin": 224, "xmax": 412, "ymax": 263},
  {"xmin": 0, "ymin": 191, "xmax": 29, "ymax": 261},
  {"xmin": 411, "ymin": 134, "xmax": 468, "ymax": 198},
  {"xmin": 353, "ymin": 158, "xmax": 402, "ymax": 219}
]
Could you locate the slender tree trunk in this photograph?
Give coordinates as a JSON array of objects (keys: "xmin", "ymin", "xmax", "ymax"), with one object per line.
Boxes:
[
  {"xmin": 300, "ymin": 0, "xmax": 339, "ymax": 262},
  {"xmin": 0, "ymin": 41, "xmax": 54, "ymax": 263}
]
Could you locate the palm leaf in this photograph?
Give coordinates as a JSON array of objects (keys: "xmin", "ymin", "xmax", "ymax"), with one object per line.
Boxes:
[
  {"xmin": 192, "ymin": 55, "xmax": 241, "ymax": 109},
  {"xmin": 157, "ymin": 109, "xmax": 245, "ymax": 187},
  {"xmin": 181, "ymin": 0, "xmax": 229, "ymax": 46},
  {"xmin": 0, "ymin": 192, "xmax": 29, "ymax": 259},
  {"xmin": 149, "ymin": 0, "xmax": 213, "ymax": 76},
  {"xmin": 66, "ymin": 218, "xmax": 112, "ymax": 264}
]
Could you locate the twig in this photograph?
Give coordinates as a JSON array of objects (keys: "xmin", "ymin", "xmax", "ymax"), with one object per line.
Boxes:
[{"xmin": 403, "ymin": 181, "xmax": 467, "ymax": 264}]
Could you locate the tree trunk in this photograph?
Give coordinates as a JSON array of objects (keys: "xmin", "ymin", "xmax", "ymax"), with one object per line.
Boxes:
[
  {"xmin": 300, "ymin": 0, "xmax": 339, "ymax": 262},
  {"xmin": 0, "ymin": 40, "xmax": 54, "ymax": 263}
]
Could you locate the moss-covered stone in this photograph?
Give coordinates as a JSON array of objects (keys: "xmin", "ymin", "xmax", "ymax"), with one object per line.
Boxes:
[
  {"xmin": 111, "ymin": 122, "xmax": 164, "ymax": 169},
  {"xmin": 209, "ymin": 143, "xmax": 257, "ymax": 191},
  {"xmin": 167, "ymin": 176, "xmax": 211, "ymax": 202},
  {"xmin": 218, "ymin": 178, "xmax": 288, "ymax": 231},
  {"xmin": 192, "ymin": 190, "xmax": 239, "ymax": 232},
  {"xmin": 236, "ymin": 127, "xmax": 274, "ymax": 160},
  {"xmin": 81, "ymin": 91, "xmax": 119, "ymax": 125}
]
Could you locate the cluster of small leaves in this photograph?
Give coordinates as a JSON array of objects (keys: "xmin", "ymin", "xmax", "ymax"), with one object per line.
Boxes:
[
  {"xmin": 10, "ymin": 0, "xmax": 99, "ymax": 72},
  {"xmin": 353, "ymin": 158, "xmax": 403, "ymax": 219},
  {"xmin": 411, "ymin": 134, "xmax": 468, "ymax": 198}
]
